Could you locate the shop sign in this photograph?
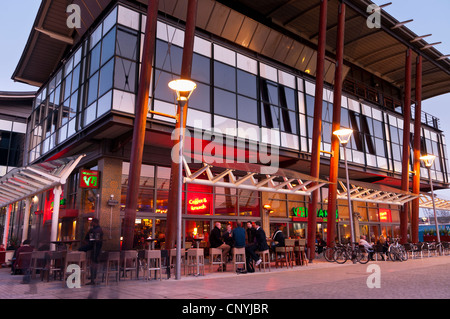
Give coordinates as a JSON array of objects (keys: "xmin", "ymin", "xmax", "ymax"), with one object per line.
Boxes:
[
  {"xmin": 80, "ymin": 170, "xmax": 99, "ymax": 188},
  {"xmin": 188, "ymin": 197, "xmax": 209, "ymax": 212},
  {"xmin": 379, "ymin": 208, "xmax": 392, "ymax": 223},
  {"xmin": 291, "ymin": 206, "xmax": 338, "ymax": 222}
]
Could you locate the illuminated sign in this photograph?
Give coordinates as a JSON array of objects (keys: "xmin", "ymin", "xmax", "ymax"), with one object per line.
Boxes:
[
  {"xmin": 379, "ymin": 208, "xmax": 392, "ymax": 223},
  {"xmin": 189, "ymin": 197, "xmax": 209, "ymax": 211},
  {"xmin": 292, "ymin": 207, "xmax": 338, "ymax": 222},
  {"xmin": 80, "ymin": 170, "xmax": 99, "ymax": 188}
]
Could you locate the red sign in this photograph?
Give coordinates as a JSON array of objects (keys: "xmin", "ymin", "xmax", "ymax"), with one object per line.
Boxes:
[
  {"xmin": 379, "ymin": 209, "xmax": 392, "ymax": 223},
  {"xmin": 80, "ymin": 170, "xmax": 99, "ymax": 188}
]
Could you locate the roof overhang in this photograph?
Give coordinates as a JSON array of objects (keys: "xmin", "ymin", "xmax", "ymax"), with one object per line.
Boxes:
[
  {"xmin": 0, "ymin": 154, "xmax": 85, "ymax": 207},
  {"xmin": 337, "ymin": 178, "xmax": 417, "ymax": 205},
  {"xmin": 183, "ymin": 156, "xmax": 329, "ymax": 196},
  {"xmin": 419, "ymin": 193, "xmax": 450, "ymax": 211}
]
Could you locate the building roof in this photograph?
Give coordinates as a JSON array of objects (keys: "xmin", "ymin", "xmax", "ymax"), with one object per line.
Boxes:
[{"xmin": 12, "ymin": 0, "xmax": 450, "ymax": 101}]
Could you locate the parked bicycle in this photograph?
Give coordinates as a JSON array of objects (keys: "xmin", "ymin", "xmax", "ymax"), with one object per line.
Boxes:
[
  {"xmin": 334, "ymin": 242, "xmax": 369, "ymax": 264},
  {"xmin": 388, "ymin": 238, "xmax": 408, "ymax": 261}
]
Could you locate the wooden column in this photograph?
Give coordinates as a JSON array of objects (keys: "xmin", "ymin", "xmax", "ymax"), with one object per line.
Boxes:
[
  {"xmin": 400, "ymin": 49, "xmax": 412, "ymax": 244},
  {"xmin": 307, "ymin": 0, "xmax": 327, "ymax": 262},
  {"xmin": 166, "ymin": 0, "xmax": 198, "ymax": 249},
  {"xmin": 122, "ymin": 0, "xmax": 159, "ymax": 250},
  {"xmin": 411, "ymin": 55, "xmax": 422, "ymax": 243},
  {"xmin": 326, "ymin": 1, "xmax": 345, "ymax": 248}
]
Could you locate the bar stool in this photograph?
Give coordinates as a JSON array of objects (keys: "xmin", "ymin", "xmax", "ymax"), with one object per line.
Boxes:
[
  {"xmin": 169, "ymin": 248, "xmax": 186, "ymax": 275},
  {"xmin": 43, "ymin": 251, "xmax": 65, "ymax": 281},
  {"xmin": 209, "ymin": 248, "xmax": 224, "ymax": 272},
  {"xmin": 120, "ymin": 250, "xmax": 138, "ymax": 280},
  {"xmin": 256, "ymin": 250, "xmax": 271, "ymax": 272},
  {"xmin": 232, "ymin": 247, "xmax": 246, "ymax": 272},
  {"xmin": 275, "ymin": 246, "xmax": 290, "ymax": 268},
  {"xmin": 187, "ymin": 248, "xmax": 204, "ymax": 276},
  {"xmin": 285, "ymin": 239, "xmax": 296, "ymax": 266},
  {"xmin": 295, "ymin": 239, "xmax": 308, "ymax": 266},
  {"xmin": 144, "ymin": 250, "xmax": 162, "ymax": 281},
  {"xmin": 104, "ymin": 251, "xmax": 120, "ymax": 285}
]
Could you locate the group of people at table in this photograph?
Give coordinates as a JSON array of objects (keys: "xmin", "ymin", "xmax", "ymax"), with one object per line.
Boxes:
[{"xmin": 209, "ymin": 221, "xmax": 290, "ymax": 272}]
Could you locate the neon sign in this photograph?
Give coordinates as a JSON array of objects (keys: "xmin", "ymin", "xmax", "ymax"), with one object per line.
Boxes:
[
  {"xmin": 80, "ymin": 170, "xmax": 99, "ymax": 188},
  {"xmin": 291, "ymin": 207, "xmax": 338, "ymax": 222},
  {"xmin": 379, "ymin": 208, "xmax": 391, "ymax": 223},
  {"xmin": 189, "ymin": 197, "xmax": 208, "ymax": 211}
]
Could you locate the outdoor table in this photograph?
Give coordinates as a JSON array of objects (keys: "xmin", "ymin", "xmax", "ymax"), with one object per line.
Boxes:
[
  {"xmin": 193, "ymin": 237, "xmax": 203, "ymax": 248},
  {"xmin": 50, "ymin": 240, "xmax": 80, "ymax": 251}
]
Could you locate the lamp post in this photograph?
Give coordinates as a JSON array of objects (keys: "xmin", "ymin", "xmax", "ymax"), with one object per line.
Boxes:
[
  {"xmin": 168, "ymin": 79, "xmax": 196, "ymax": 280},
  {"xmin": 420, "ymin": 154, "xmax": 440, "ymax": 244},
  {"xmin": 333, "ymin": 128, "xmax": 356, "ymax": 256}
]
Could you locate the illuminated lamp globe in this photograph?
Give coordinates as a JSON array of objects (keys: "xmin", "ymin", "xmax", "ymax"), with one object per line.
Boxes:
[
  {"xmin": 168, "ymin": 79, "xmax": 197, "ymax": 101},
  {"xmin": 333, "ymin": 128, "xmax": 353, "ymax": 146},
  {"xmin": 420, "ymin": 154, "xmax": 436, "ymax": 168}
]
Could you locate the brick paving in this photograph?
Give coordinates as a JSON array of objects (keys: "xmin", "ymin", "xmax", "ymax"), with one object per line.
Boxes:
[{"xmin": 1, "ymin": 255, "xmax": 450, "ymax": 300}]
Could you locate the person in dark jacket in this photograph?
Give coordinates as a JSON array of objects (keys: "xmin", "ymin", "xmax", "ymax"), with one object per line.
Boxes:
[
  {"xmin": 79, "ymin": 218, "xmax": 103, "ymax": 284},
  {"xmin": 232, "ymin": 223, "xmax": 246, "ymax": 248},
  {"xmin": 245, "ymin": 221, "xmax": 269, "ymax": 271},
  {"xmin": 245, "ymin": 221, "xmax": 256, "ymax": 245},
  {"xmin": 209, "ymin": 222, "xmax": 231, "ymax": 271},
  {"xmin": 271, "ymin": 226, "xmax": 285, "ymax": 254}
]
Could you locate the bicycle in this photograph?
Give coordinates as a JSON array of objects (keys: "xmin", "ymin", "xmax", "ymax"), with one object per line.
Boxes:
[
  {"xmin": 388, "ymin": 238, "xmax": 408, "ymax": 261},
  {"xmin": 322, "ymin": 246, "xmax": 337, "ymax": 262},
  {"xmin": 334, "ymin": 243, "xmax": 369, "ymax": 264}
]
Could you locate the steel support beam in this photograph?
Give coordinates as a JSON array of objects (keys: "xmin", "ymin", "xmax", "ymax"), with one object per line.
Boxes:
[
  {"xmin": 400, "ymin": 49, "xmax": 412, "ymax": 244},
  {"xmin": 307, "ymin": 0, "xmax": 327, "ymax": 262},
  {"xmin": 326, "ymin": 1, "xmax": 345, "ymax": 248},
  {"xmin": 122, "ymin": 0, "xmax": 159, "ymax": 250}
]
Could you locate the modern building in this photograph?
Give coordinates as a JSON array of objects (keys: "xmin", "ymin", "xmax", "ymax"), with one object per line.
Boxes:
[
  {"xmin": 2, "ymin": 0, "xmax": 450, "ymax": 256},
  {"xmin": 0, "ymin": 91, "xmax": 34, "ymax": 246}
]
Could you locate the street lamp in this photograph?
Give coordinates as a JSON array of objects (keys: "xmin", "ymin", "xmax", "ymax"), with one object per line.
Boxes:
[
  {"xmin": 420, "ymin": 154, "xmax": 440, "ymax": 244},
  {"xmin": 169, "ymin": 78, "xmax": 196, "ymax": 279},
  {"xmin": 333, "ymin": 128, "xmax": 356, "ymax": 259}
]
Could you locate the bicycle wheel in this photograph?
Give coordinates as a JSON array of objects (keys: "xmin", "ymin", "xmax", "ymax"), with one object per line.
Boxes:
[
  {"xmin": 357, "ymin": 249, "xmax": 370, "ymax": 264},
  {"xmin": 334, "ymin": 249, "xmax": 348, "ymax": 264},
  {"xmin": 389, "ymin": 249, "xmax": 400, "ymax": 261},
  {"xmin": 323, "ymin": 247, "xmax": 336, "ymax": 262},
  {"xmin": 399, "ymin": 246, "xmax": 408, "ymax": 261}
]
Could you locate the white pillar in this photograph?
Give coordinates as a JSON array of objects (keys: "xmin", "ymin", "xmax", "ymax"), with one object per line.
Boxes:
[
  {"xmin": 50, "ymin": 185, "xmax": 62, "ymax": 251},
  {"xmin": 2, "ymin": 204, "xmax": 12, "ymax": 247},
  {"xmin": 22, "ymin": 198, "xmax": 31, "ymax": 242}
]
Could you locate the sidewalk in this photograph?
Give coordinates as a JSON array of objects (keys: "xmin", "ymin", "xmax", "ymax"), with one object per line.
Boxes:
[{"xmin": 1, "ymin": 255, "xmax": 450, "ymax": 299}]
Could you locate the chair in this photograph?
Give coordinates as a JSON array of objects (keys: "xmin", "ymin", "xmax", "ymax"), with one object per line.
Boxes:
[
  {"xmin": 428, "ymin": 242, "xmax": 438, "ymax": 256},
  {"xmin": 442, "ymin": 242, "xmax": 450, "ymax": 256},
  {"xmin": 104, "ymin": 251, "xmax": 120, "ymax": 285},
  {"xmin": 43, "ymin": 251, "xmax": 65, "ymax": 281},
  {"xmin": 373, "ymin": 244, "xmax": 386, "ymax": 261},
  {"xmin": 144, "ymin": 250, "xmax": 162, "ymax": 281},
  {"xmin": 414, "ymin": 242, "xmax": 424, "ymax": 259},
  {"xmin": 30, "ymin": 251, "xmax": 47, "ymax": 280},
  {"xmin": 294, "ymin": 239, "xmax": 308, "ymax": 266},
  {"xmin": 209, "ymin": 248, "xmax": 224, "ymax": 272},
  {"xmin": 403, "ymin": 243, "xmax": 414, "ymax": 259},
  {"xmin": 187, "ymin": 248, "xmax": 205, "ymax": 276},
  {"xmin": 120, "ymin": 250, "xmax": 138, "ymax": 280},
  {"xmin": 422, "ymin": 242, "xmax": 431, "ymax": 257},
  {"xmin": 169, "ymin": 248, "xmax": 186, "ymax": 275},
  {"xmin": 185, "ymin": 242, "xmax": 193, "ymax": 249},
  {"xmin": 63, "ymin": 251, "xmax": 87, "ymax": 287},
  {"xmin": 256, "ymin": 250, "xmax": 271, "ymax": 272},
  {"xmin": 232, "ymin": 247, "xmax": 246, "ymax": 273}
]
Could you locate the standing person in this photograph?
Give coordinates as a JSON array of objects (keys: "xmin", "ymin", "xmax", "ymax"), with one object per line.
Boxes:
[
  {"xmin": 79, "ymin": 218, "xmax": 103, "ymax": 285},
  {"xmin": 245, "ymin": 221, "xmax": 256, "ymax": 245},
  {"xmin": 359, "ymin": 235, "xmax": 374, "ymax": 261},
  {"xmin": 232, "ymin": 223, "xmax": 246, "ymax": 249},
  {"xmin": 245, "ymin": 221, "xmax": 269, "ymax": 271},
  {"xmin": 209, "ymin": 222, "xmax": 231, "ymax": 271}
]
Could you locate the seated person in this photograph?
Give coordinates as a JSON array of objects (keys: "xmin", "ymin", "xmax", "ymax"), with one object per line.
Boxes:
[
  {"xmin": 11, "ymin": 240, "xmax": 34, "ymax": 275},
  {"xmin": 359, "ymin": 235, "xmax": 374, "ymax": 260},
  {"xmin": 271, "ymin": 226, "xmax": 285, "ymax": 254},
  {"xmin": 209, "ymin": 222, "xmax": 231, "ymax": 271}
]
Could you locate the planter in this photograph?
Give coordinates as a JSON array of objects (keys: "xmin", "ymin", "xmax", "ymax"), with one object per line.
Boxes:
[{"xmin": 423, "ymin": 235, "xmax": 450, "ymax": 242}]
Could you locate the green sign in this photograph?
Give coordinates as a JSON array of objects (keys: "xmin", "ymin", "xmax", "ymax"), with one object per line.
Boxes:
[
  {"xmin": 292, "ymin": 207, "xmax": 338, "ymax": 220},
  {"xmin": 80, "ymin": 170, "xmax": 99, "ymax": 188}
]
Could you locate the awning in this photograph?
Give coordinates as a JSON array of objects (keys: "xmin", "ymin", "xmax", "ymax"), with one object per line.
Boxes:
[
  {"xmin": 419, "ymin": 193, "xmax": 450, "ymax": 211},
  {"xmin": 182, "ymin": 156, "xmax": 329, "ymax": 196},
  {"xmin": 0, "ymin": 154, "xmax": 85, "ymax": 207},
  {"xmin": 336, "ymin": 179, "xmax": 417, "ymax": 206}
]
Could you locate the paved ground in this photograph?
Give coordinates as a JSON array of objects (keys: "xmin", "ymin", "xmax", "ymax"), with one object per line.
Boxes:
[{"xmin": 1, "ymin": 254, "xmax": 450, "ymax": 302}]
